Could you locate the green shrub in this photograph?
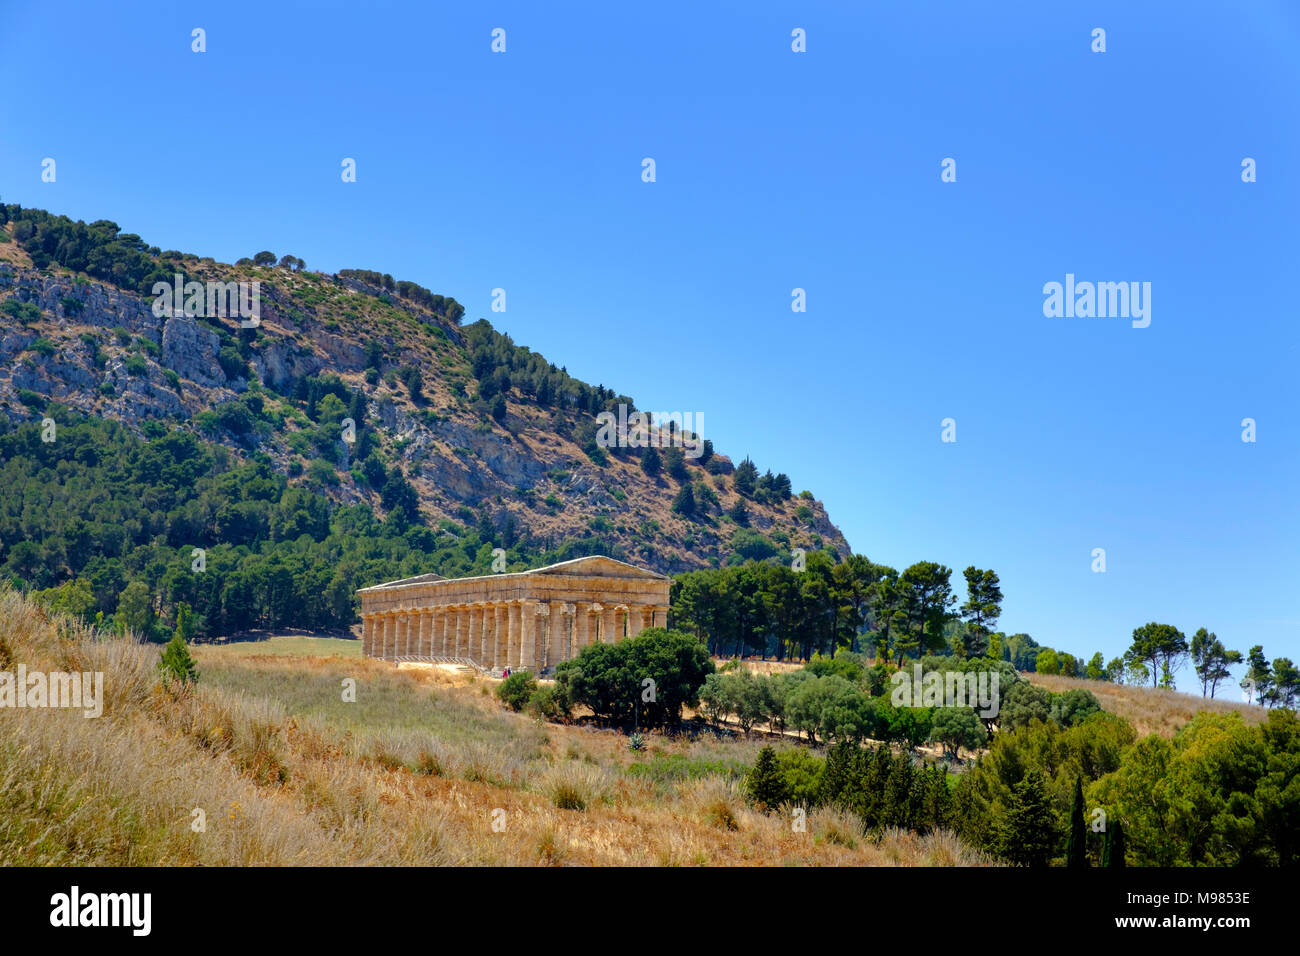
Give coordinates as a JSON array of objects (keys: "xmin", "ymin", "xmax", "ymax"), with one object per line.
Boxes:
[
  {"xmin": 307, "ymin": 458, "xmax": 339, "ymax": 486},
  {"xmin": 497, "ymin": 671, "xmax": 538, "ymax": 711},
  {"xmin": 526, "ymin": 684, "xmax": 570, "ymax": 721},
  {"xmin": 158, "ymin": 630, "xmax": 199, "ymax": 686},
  {"xmin": 2, "ymin": 299, "xmax": 41, "ymax": 324},
  {"xmin": 217, "ymin": 346, "xmax": 248, "ymax": 381},
  {"xmin": 554, "ymin": 627, "xmax": 714, "ymax": 729},
  {"xmin": 124, "ymin": 354, "xmax": 148, "ymax": 376},
  {"xmin": 26, "ymin": 337, "xmax": 56, "ymax": 358}
]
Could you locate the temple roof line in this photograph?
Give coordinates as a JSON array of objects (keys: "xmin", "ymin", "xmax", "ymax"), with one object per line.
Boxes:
[{"xmin": 358, "ymin": 554, "xmax": 670, "ymax": 593}]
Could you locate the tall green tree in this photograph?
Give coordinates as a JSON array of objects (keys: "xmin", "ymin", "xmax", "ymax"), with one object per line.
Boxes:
[
  {"xmin": 1102, "ymin": 819, "xmax": 1126, "ymax": 867},
  {"xmin": 1125, "ymin": 622, "xmax": 1188, "ymax": 688},
  {"xmin": 995, "ymin": 770, "xmax": 1058, "ymax": 867},
  {"xmin": 1066, "ymin": 775, "xmax": 1088, "ymax": 867},
  {"xmin": 747, "ymin": 746, "xmax": 786, "ymax": 811},
  {"xmin": 1268, "ymin": 658, "xmax": 1299, "ymax": 709},
  {"xmin": 1191, "ymin": 628, "xmax": 1241, "ymax": 698},
  {"xmin": 732, "ymin": 457, "xmax": 758, "ymax": 497},
  {"xmin": 894, "ymin": 562, "xmax": 955, "ymax": 664},
  {"xmin": 1243, "ymin": 645, "xmax": 1273, "ymax": 706},
  {"xmin": 959, "ymin": 566, "xmax": 1002, "ymax": 658}
]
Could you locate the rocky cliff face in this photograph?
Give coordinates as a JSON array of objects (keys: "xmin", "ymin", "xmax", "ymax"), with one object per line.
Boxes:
[{"xmin": 0, "ymin": 238, "xmax": 852, "ymax": 573}]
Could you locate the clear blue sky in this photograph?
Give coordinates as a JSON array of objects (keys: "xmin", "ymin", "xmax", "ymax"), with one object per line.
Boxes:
[{"xmin": 2, "ymin": 1, "xmax": 1296, "ymax": 690}]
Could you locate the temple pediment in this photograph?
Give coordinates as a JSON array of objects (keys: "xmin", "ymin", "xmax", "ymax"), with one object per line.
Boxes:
[{"xmin": 531, "ymin": 555, "xmax": 670, "ymax": 581}]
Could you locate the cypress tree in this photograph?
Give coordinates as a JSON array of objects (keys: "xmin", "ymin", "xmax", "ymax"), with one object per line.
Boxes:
[
  {"xmin": 747, "ymin": 746, "xmax": 786, "ymax": 811},
  {"xmin": 820, "ymin": 740, "xmax": 856, "ymax": 807},
  {"xmin": 1066, "ymin": 775, "xmax": 1088, "ymax": 867},
  {"xmin": 1103, "ymin": 819, "xmax": 1126, "ymax": 868}
]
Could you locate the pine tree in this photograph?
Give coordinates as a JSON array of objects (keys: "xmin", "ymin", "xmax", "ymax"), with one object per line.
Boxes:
[
  {"xmin": 639, "ymin": 445, "xmax": 660, "ymax": 476},
  {"xmin": 733, "ymin": 457, "xmax": 758, "ymax": 497},
  {"xmin": 995, "ymin": 770, "xmax": 1057, "ymax": 867},
  {"xmin": 1066, "ymin": 775, "xmax": 1088, "ymax": 867},
  {"xmin": 671, "ymin": 482, "xmax": 696, "ymax": 517},
  {"xmin": 747, "ymin": 746, "xmax": 786, "ymax": 811},
  {"xmin": 727, "ymin": 499, "xmax": 749, "ymax": 526},
  {"xmin": 1244, "ymin": 645, "xmax": 1273, "ymax": 705}
]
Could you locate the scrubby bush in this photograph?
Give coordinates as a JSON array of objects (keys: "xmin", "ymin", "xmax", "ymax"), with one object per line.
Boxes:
[{"xmin": 497, "ymin": 671, "xmax": 537, "ymax": 711}]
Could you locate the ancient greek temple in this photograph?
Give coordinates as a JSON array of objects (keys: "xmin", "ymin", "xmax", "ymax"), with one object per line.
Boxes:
[{"xmin": 356, "ymin": 555, "xmax": 671, "ymax": 675}]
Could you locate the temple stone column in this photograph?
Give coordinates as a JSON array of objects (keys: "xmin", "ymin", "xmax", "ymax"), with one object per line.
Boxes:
[
  {"xmin": 549, "ymin": 602, "xmax": 570, "ymax": 664},
  {"xmin": 520, "ymin": 601, "xmax": 537, "ymax": 672},
  {"xmin": 437, "ymin": 607, "xmax": 450, "ymax": 655},
  {"xmin": 508, "ymin": 601, "xmax": 522, "ymax": 669},
  {"xmin": 479, "ymin": 603, "xmax": 493, "ymax": 663},
  {"xmin": 492, "ymin": 604, "xmax": 507, "ymax": 670},
  {"xmin": 574, "ymin": 602, "xmax": 591, "ymax": 653},
  {"xmin": 398, "ymin": 612, "xmax": 411, "ymax": 657},
  {"xmin": 627, "ymin": 605, "xmax": 650, "ymax": 638},
  {"xmin": 453, "ymin": 606, "xmax": 467, "ymax": 658},
  {"xmin": 615, "ymin": 605, "xmax": 629, "ymax": 643},
  {"xmin": 361, "ymin": 614, "xmax": 375, "ymax": 657},
  {"xmin": 535, "ymin": 603, "xmax": 550, "ymax": 671},
  {"xmin": 468, "ymin": 605, "xmax": 484, "ymax": 664},
  {"xmin": 378, "ymin": 612, "xmax": 391, "ymax": 659},
  {"xmin": 601, "ymin": 605, "xmax": 618, "ymax": 644},
  {"xmin": 414, "ymin": 609, "xmax": 427, "ymax": 656}
]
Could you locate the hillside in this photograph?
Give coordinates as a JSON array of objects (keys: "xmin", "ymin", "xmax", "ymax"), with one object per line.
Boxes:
[
  {"xmin": 1027, "ymin": 671, "xmax": 1267, "ymax": 738},
  {"xmin": 0, "ymin": 202, "xmax": 849, "ymax": 586},
  {"xmin": 0, "ymin": 587, "xmax": 985, "ymax": 867}
]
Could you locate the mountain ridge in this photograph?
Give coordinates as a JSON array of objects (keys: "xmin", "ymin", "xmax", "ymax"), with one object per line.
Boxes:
[{"xmin": 0, "ymin": 202, "xmax": 851, "ymax": 577}]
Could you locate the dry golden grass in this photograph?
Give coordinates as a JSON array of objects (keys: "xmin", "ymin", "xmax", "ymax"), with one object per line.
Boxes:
[
  {"xmin": 0, "ymin": 589, "xmax": 991, "ymax": 866},
  {"xmin": 1027, "ymin": 672, "xmax": 1266, "ymax": 737},
  {"xmin": 200, "ymin": 634, "xmax": 361, "ymax": 659}
]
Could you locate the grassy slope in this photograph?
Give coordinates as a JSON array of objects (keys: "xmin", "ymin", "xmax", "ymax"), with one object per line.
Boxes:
[
  {"xmin": 1027, "ymin": 672, "xmax": 1266, "ymax": 738},
  {"xmin": 0, "ymin": 590, "xmax": 987, "ymax": 866}
]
